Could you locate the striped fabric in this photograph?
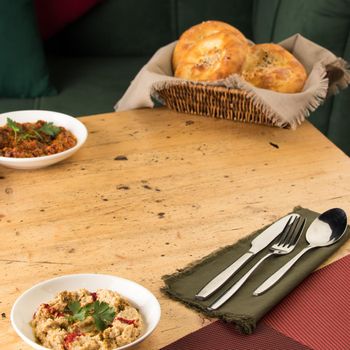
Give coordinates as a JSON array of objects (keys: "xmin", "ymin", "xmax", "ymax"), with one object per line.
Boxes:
[
  {"xmin": 264, "ymin": 254, "xmax": 350, "ymax": 350},
  {"xmin": 161, "ymin": 321, "xmax": 310, "ymax": 350},
  {"xmin": 161, "ymin": 254, "xmax": 350, "ymax": 350}
]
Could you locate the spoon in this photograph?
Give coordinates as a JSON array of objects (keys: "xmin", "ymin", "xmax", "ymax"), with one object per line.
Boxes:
[{"xmin": 253, "ymin": 208, "xmax": 347, "ymax": 296}]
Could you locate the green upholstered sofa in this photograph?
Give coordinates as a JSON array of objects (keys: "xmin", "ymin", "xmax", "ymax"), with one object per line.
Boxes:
[{"xmin": 1, "ymin": 0, "xmax": 349, "ymax": 154}]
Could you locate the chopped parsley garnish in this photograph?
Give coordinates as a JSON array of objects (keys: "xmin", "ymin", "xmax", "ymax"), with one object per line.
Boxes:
[
  {"xmin": 92, "ymin": 301, "xmax": 116, "ymax": 331},
  {"xmin": 66, "ymin": 301, "xmax": 89, "ymax": 322},
  {"xmin": 38, "ymin": 122, "xmax": 61, "ymax": 137},
  {"xmin": 6, "ymin": 118, "xmax": 61, "ymax": 144},
  {"xmin": 66, "ymin": 300, "xmax": 116, "ymax": 331},
  {"xmin": 6, "ymin": 118, "xmax": 22, "ymax": 142}
]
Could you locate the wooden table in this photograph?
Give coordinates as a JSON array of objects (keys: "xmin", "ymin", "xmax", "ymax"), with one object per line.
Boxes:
[{"xmin": 1, "ymin": 108, "xmax": 349, "ymax": 349}]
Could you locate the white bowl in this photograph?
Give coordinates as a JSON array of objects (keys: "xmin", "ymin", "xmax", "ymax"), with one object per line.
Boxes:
[
  {"xmin": 0, "ymin": 110, "xmax": 88, "ymax": 169},
  {"xmin": 11, "ymin": 274, "xmax": 161, "ymax": 350}
]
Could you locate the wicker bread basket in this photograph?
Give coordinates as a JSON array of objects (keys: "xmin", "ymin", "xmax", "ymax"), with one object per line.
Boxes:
[
  {"xmin": 117, "ymin": 36, "xmax": 349, "ymax": 128},
  {"xmin": 155, "ymin": 82, "xmax": 277, "ymax": 127}
]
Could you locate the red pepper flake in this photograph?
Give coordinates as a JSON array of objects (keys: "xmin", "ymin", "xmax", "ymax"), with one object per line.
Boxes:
[
  {"xmin": 64, "ymin": 331, "xmax": 84, "ymax": 349},
  {"xmin": 43, "ymin": 303, "xmax": 64, "ymax": 317},
  {"xmin": 116, "ymin": 317, "xmax": 136, "ymax": 325},
  {"xmin": 90, "ymin": 292, "xmax": 97, "ymax": 301}
]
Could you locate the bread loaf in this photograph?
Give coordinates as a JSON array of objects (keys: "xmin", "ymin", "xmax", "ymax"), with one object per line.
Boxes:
[
  {"xmin": 173, "ymin": 20, "xmax": 248, "ymax": 74},
  {"xmin": 241, "ymin": 43, "xmax": 307, "ymax": 93},
  {"xmin": 172, "ymin": 21, "xmax": 307, "ymax": 92},
  {"xmin": 174, "ymin": 30, "xmax": 249, "ymax": 81}
]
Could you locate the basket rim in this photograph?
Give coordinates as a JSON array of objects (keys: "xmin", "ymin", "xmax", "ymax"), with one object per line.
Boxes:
[{"xmin": 154, "ymin": 80, "xmax": 248, "ymax": 94}]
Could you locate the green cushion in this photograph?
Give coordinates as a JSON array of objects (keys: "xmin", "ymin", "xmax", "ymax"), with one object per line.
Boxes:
[
  {"xmin": 0, "ymin": 0, "xmax": 55, "ymax": 98},
  {"xmin": 327, "ymin": 37, "xmax": 350, "ymax": 156},
  {"xmin": 42, "ymin": 55, "xmax": 148, "ymax": 116},
  {"xmin": 0, "ymin": 98, "xmax": 38, "ymax": 113},
  {"xmin": 46, "ymin": 0, "xmax": 175, "ymax": 56},
  {"xmin": 257, "ymin": 0, "xmax": 350, "ymax": 56},
  {"xmin": 0, "ymin": 55, "xmax": 148, "ymax": 117},
  {"xmin": 177, "ymin": 0, "xmax": 253, "ymax": 38},
  {"xmin": 252, "ymin": 0, "xmax": 279, "ymax": 43},
  {"xmin": 253, "ymin": 0, "xmax": 350, "ymax": 155},
  {"xmin": 47, "ymin": 0, "xmax": 253, "ymax": 56}
]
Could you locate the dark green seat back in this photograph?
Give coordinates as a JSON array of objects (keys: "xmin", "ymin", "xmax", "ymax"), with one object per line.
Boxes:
[
  {"xmin": 253, "ymin": 0, "xmax": 350, "ymax": 155},
  {"xmin": 47, "ymin": 0, "xmax": 253, "ymax": 56}
]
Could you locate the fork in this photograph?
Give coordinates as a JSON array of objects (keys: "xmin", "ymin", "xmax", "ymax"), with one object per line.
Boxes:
[{"xmin": 207, "ymin": 215, "xmax": 306, "ymax": 310}]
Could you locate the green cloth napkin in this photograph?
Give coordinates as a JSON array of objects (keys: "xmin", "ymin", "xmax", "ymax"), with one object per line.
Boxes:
[{"xmin": 161, "ymin": 207, "xmax": 349, "ymax": 334}]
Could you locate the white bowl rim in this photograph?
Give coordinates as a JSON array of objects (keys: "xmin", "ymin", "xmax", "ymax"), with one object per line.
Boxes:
[
  {"xmin": 0, "ymin": 110, "xmax": 88, "ymax": 162},
  {"xmin": 11, "ymin": 273, "xmax": 161, "ymax": 350}
]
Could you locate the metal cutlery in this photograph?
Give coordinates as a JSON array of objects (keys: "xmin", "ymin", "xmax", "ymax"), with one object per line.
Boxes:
[
  {"xmin": 195, "ymin": 213, "xmax": 300, "ymax": 300},
  {"xmin": 208, "ymin": 215, "xmax": 305, "ymax": 310},
  {"xmin": 253, "ymin": 208, "xmax": 347, "ymax": 296}
]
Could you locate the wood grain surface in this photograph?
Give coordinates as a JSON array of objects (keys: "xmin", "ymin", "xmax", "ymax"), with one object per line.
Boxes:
[{"xmin": 1, "ymin": 108, "xmax": 349, "ymax": 349}]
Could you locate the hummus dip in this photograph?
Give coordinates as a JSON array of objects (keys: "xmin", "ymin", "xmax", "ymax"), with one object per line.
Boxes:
[{"xmin": 31, "ymin": 289, "xmax": 143, "ymax": 350}]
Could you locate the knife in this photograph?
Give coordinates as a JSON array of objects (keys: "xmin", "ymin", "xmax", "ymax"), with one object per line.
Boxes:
[{"xmin": 195, "ymin": 213, "xmax": 300, "ymax": 300}]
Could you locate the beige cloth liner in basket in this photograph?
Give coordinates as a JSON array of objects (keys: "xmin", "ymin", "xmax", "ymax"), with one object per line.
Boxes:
[{"xmin": 115, "ymin": 34, "xmax": 349, "ymax": 128}]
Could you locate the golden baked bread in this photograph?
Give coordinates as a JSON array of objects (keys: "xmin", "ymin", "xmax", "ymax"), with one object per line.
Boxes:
[
  {"xmin": 174, "ymin": 30, "xmax": 249, "ymax": 81},
  {"xmin": 241, "ymin": 43, "xmax": 307, "ymax": 93},
  {"xmin": 173, "ymin": 20, "xmax": 248, "ymax": 71}
]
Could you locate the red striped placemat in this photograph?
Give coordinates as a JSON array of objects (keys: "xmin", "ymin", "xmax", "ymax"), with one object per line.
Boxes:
[
  {"xmin": 161, "ymin": 321, "xmax": 310, "ymax": 350},
  {"xmin": 264, "ymin": 254, "xmax": 350, "ymax": 350},
  {"xmin": 161, "ymin": 254, "xmax": 350, "ymax": 350}
]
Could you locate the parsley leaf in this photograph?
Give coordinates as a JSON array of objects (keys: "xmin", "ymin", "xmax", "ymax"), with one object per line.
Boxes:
[
  {"xmin": 66, "ymin": 301, "xmax": 87, "ymax": 321},
  {"xmin": 67, "ymin": 301, "xmax": 81, "ymax": 314},
  {"xmin": 92, "ymin": 301, "xmax": 116, "ymax": 331},
  {"xmin": 6, "ymin": 119, "xmax": 61, "ymax": 145},
  {"xmin": 7, "ymin": 118, "xmax": 22, "ymax": 133},
  {"xmin": 6, "ymin": 118, "xmax": 22, "ymax": 142},
  {"xmin": 38, "ymin": 122, "xmax": 61, "ymax": 137},
  {"xmin": 66, "ymin": 300, "xmax": 115, "ymax": 331}
]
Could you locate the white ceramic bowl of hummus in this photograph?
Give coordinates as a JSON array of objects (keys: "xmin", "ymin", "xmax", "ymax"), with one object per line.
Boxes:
[{"xmin": 11, "ymin": 274, "xmax": 161, "ymax": 350}]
